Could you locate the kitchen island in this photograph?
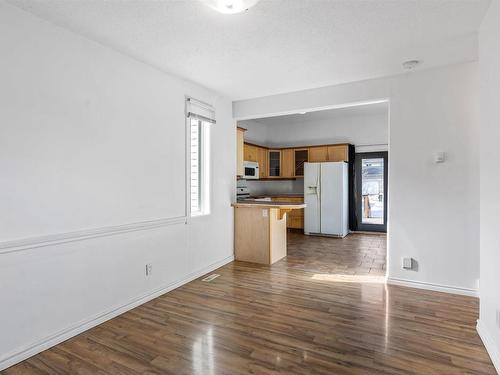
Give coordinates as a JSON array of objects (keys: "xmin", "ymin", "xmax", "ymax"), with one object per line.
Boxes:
[{"xmin": 232, "ymin": 201, "xmax": 306, "ymax": 265}]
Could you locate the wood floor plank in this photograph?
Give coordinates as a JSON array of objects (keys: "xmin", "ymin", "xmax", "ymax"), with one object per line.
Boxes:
[{"xmin": 2, "ymin": 233, "xmax": 495, "ymax": 374}]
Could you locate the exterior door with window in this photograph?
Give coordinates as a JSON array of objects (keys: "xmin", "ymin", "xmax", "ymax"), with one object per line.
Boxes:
[{"xmin": 354, "ymin": 152, "xmax": 388, "ymax": 232}]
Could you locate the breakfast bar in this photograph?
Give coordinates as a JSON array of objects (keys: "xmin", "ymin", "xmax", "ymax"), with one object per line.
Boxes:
[{"xmin": 232, "ymin": 201, "xmax": 306, "ymax": 265}]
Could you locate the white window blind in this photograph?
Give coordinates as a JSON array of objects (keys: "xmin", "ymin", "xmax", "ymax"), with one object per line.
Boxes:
[
  {"xmin": 186, "ymin": 97, "xmax": 216, "ymax": 124},
  {"xmin": 186, "ymin": 97, "xmax": 214, "ymax": 216}
]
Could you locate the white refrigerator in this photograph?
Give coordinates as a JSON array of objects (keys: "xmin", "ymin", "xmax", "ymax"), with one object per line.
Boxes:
[{"xmin": 304, "ymin": 162, "xmax": 349, "ymax": 237}]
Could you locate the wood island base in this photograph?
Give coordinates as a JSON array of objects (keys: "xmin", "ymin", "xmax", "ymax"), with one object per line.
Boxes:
[{"xmin": 232, "ymin": 202, "xmax": 306, "ymax": 265}]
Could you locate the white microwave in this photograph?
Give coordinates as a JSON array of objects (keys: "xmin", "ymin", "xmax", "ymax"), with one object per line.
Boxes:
[{"xmin": 243, "ymin": 161, "xmax": 259, "ymax": 179}]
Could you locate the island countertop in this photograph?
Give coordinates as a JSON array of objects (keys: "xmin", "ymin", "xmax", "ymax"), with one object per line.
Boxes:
[{"xmin": 252, "ymin": 194, "xmax": 304, "ymax": 199}]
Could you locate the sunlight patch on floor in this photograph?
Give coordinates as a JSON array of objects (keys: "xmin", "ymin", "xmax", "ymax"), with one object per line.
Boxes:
[{"xmin": 311, "ymin": 273, "xmax": 386, "ymax": 283}]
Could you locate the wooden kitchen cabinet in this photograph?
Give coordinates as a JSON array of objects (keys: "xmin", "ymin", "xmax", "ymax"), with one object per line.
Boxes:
[
  {"xmin": 244, "ymin": 143, "xmax": 259, "ymax": 162},
  {"xmin": 327, "ymin": 145, "xmax": 349, "ymax": 162},
  {"xmin": 281, "ymin": 149, "xmax": 295, "ymax": 178},
  {"xmin": 257, "ymin": 146, "xmax": 268, "ymax": 178},
  {"xmin": 271, "ymin": 197, "xmax": 304, "ymax": 229},
  {"xmin": 240, "ymin": 141, "xmax": 350, "ymax": 178},
  {"xmin": 294, "ymin": 148, "xmax": 308, "ymax": 176},
  {"xmin": 236, "ymin": 128, "xmax": 245, "ymax": 176},
  {"xmin": 268, "ymin": 150, "xmax": 281, "ymax": 177},
  {"xmin": 233, "ymin": 201, "xmax": 305, "ymax": 265},
  {"xmin": 308, "ymin": 146, "xmax": 329, "ymax": 162},
  {"xmin": 308, "ymin": 145, "xmax": 349, "ymax": 163},
  {"xmin": 287, "ymin": 197, "xmax": 304, "ymax": 229},
  {"xmin": 288, "ymin": 215, "xmax": 304, "ymax": 229}
]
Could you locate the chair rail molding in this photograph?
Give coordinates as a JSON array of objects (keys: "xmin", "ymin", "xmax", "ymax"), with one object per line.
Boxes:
[{"xmin": 0, "ymin": 216, "xmax": 187, "ymax": 255}]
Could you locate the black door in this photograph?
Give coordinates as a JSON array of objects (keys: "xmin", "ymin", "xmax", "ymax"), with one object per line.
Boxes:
[{"xmin": 354, "ymin": 152, "xmax": 388, "ymax": 232}]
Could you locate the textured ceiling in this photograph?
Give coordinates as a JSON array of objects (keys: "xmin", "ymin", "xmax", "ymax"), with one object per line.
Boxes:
[
  {"xmin": 242, "ymin": 101, "xmax": 388, "ymax": 126},
  {"xmin": 8, "ymin": 0, "xmax": 490, "ymax": 100}
]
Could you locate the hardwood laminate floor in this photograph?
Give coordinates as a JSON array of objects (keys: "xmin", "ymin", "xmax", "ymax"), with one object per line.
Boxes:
[{"xmin": 3, "ymin": 233, "xmax": 495, "ymax": 375}]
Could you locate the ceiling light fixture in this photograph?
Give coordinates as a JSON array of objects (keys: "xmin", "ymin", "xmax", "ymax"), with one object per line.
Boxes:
[
  {"xmin": 298, "ymin": 112, "xmax": 307, "ymax": 114},
  {"xmin": 201, "ymin": 0, "xmax": 261, "ymax": 14}
]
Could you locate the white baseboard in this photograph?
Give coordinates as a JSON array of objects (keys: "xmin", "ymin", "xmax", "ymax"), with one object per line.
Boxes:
[
  {"xmin": 0, "ymin": 254, "xmax": 234, "ymax": 371},
  {"xmin": 387, "ymin": 277, "xmax": 479, "ymax": 297},
  {"xmin": 477, "ymin": 319, "xmax": 500, "ymax": 374}
]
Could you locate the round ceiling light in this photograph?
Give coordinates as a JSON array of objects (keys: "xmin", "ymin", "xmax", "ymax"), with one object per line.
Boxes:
[{"xmin": 201, "ymin": 0, "xmax": 261, "ymax": 14}]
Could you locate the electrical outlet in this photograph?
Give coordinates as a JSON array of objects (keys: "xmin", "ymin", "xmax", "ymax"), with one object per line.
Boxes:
[
  {"xmin": 145, "ymin": 263, "xmax": 152, "ymax": 276},
  {"xmin": 402, "ymin": 257, "xmax": 413, "ymax": 270}
]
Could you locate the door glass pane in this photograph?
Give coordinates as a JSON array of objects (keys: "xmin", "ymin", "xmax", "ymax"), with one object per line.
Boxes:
[{"xmin": 361, "ymin": 158, "xmax": 384, "ymax": 224}]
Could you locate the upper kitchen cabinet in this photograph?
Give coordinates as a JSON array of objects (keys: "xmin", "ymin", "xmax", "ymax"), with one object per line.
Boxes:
[
  {"xmin": 308, "ymin": 144, "xmax": 349, "ymax": 163},
  {"xmin": 308, "ymin": 146, "xmax": 328, "ymax": 162},
  {"xmin": 294, "ymin": 148, "xmax": 308, "ymax": 176},
  {"xmin": 244, "ymin": 143, "xmax": 258, "ymax": 162},
  {"xmin": 257, "ymin": 147, "xmax": 268, "ymax": 178},
  {"xmin": 268, "ymin": 150, "xmax": 281, "ymax": 177},
  {"xmin": 327, "ymin": 145, "xmax": 349, "ymax": 162},
  {"xmin": 236, "ymin": 127, "xmax": 246, "ymax": 176},
  {"xmin": 281, "ymin": 149, "xmax": 295, "ymax": 178},
  {"xmin": 242, "ymin": 142, "xmax": 269, "ymax": 178},
  {"xmin": 238, "ymin": 140, "xmax": 351, "ymax": 178}
]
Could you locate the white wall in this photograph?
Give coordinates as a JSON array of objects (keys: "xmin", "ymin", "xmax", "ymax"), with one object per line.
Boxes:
[
  {"xmin": 242, "ymin": 112, "xmax": 388, "ymax": 152},
  {"xmin": 234, "ymin": 62, "xmax": 480, "ymax": 296},
  {"xmin": 478, "ymin": 0, "xmax": 500, "ymax": 371},
  {"xmin": 0, "ymin": 2, "xmax": 234, "ymax": 370}
]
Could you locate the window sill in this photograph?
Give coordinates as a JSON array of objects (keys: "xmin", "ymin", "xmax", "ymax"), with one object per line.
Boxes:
[{"xmin": 190, "ymin": 212, "xmax": 211, "ymax": 218}]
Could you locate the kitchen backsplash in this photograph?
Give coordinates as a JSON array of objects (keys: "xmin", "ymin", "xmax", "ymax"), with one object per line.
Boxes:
[{"xmin": 246, "ymin": 179, "xmax": 304, "ymax": 196}]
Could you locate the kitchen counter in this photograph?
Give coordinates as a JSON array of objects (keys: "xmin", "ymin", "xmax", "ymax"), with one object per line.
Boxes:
[
  {"xmin": 252, "ymin": 194, "xmax": 304, "ymax": 198},
  {"xmin": 232, "ymin": 201, "xmax": 306, "ymax": 265},
  {"xmin": 233, "ymin": 201, "xmax": 306, "ymax": 209}
]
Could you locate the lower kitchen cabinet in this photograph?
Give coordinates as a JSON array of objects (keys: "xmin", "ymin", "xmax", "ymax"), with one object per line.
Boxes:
[
  {"xmin": 287, "ymin": 215, "xmax": 304, "ymax": 229},
  {"xmin": 271, "ymin": 197, "xmax": 304, "ymax": 229}
]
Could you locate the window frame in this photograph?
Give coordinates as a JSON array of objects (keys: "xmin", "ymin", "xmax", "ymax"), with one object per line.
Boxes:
[{"xmin": 187, "ymin": 116, "xmax": 211, "ymax": 218}]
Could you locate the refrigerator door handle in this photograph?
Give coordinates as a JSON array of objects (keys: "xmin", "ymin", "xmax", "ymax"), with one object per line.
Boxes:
[
  {"xmin": 317, "ymin": 167, "xmax": 321, "ymax": 231},
  {"xmin": 316, "ymin": 168, "xmax": 321, "ymax": 197}
]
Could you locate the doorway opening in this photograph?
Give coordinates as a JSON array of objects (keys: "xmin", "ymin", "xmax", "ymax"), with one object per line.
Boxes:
[
  {"xmin": 354, "ymin": 151, "xmax": 388, "ymax": 232},
  {"xmin": 235, "ymin": 100, "xmax": 389, "ymax": 278}
]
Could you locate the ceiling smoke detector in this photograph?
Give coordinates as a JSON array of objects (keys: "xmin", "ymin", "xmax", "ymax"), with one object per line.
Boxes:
[
  {"xmin": 402, "ymin": 60, "xmax": 422, "ymax": 70},
  {"xmin": 201, "ymin": 0, "xmax": 261, "ymax": 14}
]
